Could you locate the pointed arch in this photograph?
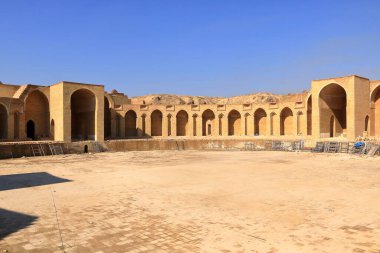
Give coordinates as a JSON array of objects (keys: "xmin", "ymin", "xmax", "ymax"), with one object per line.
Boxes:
[
  {"xmin": 70, "ymin": 89, "xmax": 96, "ymax": 140},
  {"xmin": 176, "ymin": 110, "xmax": 188, "ymax": 136},
  {"xmin": 202, "ymin": 109, "xmax": 215, "ymax": 136},
  {"xmin": 151, "ymin": 110, "xmax": 163, "ymax": 136},
  {"xmin": 228, "ymin": 110, "xmax": 241, "ymax": 136},
  {"xmin": 280, "ymin": 107, "xmax": 293, "ymax": 136},
  {"xmin": 125, "ymin": 110, "xmax": 137, "ymax": 137},
  {"xmin": 25, "ymin": 90, "xmax": 50, "ymax": 139},
  {"xmin": 254, "ymin": 108, "xmax": 267, "ymax": 136},
  {"xmin": 319, "ymin": 83, "xmax": 347, "ymax": 138}
]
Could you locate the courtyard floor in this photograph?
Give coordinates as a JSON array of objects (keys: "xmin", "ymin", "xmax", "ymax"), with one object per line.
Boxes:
[{"xmin": 0, "ymin": 151, "xmax": 379, "ymax": 253}]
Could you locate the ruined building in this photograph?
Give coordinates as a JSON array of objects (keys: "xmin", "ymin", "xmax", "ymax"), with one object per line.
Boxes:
[{"xmin": 0, "ymin": 75, "xmax": 379, "ymax": 142}]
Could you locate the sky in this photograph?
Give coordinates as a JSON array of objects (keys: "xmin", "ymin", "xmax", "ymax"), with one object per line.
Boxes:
[{"xmin": 1, "ymin": 0, "xmax": 379, "ymax": 97}]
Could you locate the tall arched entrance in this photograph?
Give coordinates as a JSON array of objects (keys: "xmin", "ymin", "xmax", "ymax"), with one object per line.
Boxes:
[
  {"xmin": 151, "ymin": 110, "xmax": 163, "ymax": 136},
  {"xmin": 254, "ymin": 108, "xmax": 267, "ymax": 136},
  {"xmin": 176, "ymin": 110, "xmax": 188, "ymax": 136},
  {"xmin": 280, "ymin": 107, "xmax": 293, "ymax": 136},
  {"xmin": 202, "ymin": 109, "xmax": 215, "ymax": 136},
  {"xmin": 25, "ymin": 90, "xmax": 50, "ymax": 139},
  {"xmin": 319, "ymin": 84, "xmax": 347, "ymax": 138},
  {"xmin": 228, "ymin": 110, "xmax": 241, "ymax": 136},
  {"xmin": 0, "ymin": 104, "xmax": 8, "ymax": 140},
  {"xmin": 125, "ymin": 110, "xmax": 137, "ymax": 137},
  {"xmin": 104, "ymin": 97, "xmax": 111, "ymax": 139},
  {"xmin": 71, "ymin": 89, "xmax": 96, "ymax": 140}
]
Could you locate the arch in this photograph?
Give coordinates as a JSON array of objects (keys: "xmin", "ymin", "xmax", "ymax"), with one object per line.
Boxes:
[
  {"xmin": 25, "ymin": 90, "xmax": 50, "ymax": 139},
  {"xmin": 151, "ymin": 110, "xmax": 163, "ymax": 136},
  {"xmin": 270, "ymin": 112, "xmax": 276, "ymax": 136},
  {"xmin": 296, "ymin": 111, "xmax": 303, "ymax": 135},
  {"xmin": 50, "ymin": 119, "xmax": 55, "ymax": 140},
  {"xmin": 254, "ymin": 108, "xmax": 267, "ymax": 136},
  {"xmin": 14, "ymin": 111, "xmax": 20, "ymax": 139},
  {"xmin": 125, "ymin": 110, "xmax": 137, "ymax": 137},
  {"xmin": 0, "ymin": 103, "xmax": 8, "ymax": 140},
  {"xmin": 228, "ymin": 110, "xmax": 241, "ymax": 136},
  {"xmin": 104, "ymin": 96, "xmax": 111, "ymax": 139},
  {"xmin": 84, "ymin": 145, "xmax": 89, "ymax": 153},
  {"xmin": 365, "ymin": 115, "xmax": 370, "ymax": 133},
  {"xmin": 176, "ymin": 110, "xmax": 188, "ymax": 136},
  {"xmin": 26, "ymin": 120, "xmax": 35, "ymax": 140},
  {"xmin": 71, "ymin": 89, "xmax": 96, "ymax": 141},
  {"xmin": 319, "ymin": 83, "xmax": 347, "ymax": 138},
  {"xmin": 307, "ymin": 95, "xmax": 312, "ymax": 135},
  {"xmin": 202, "ymin": 109, "xmax": 215, "ymax": 136},
  {"xmin": 280, "ymin": 107, "xmax": 293, "ymax": 136},
  {"xmin": 371, "ymin": 86, "xmax": 380, "ymax": 136}
]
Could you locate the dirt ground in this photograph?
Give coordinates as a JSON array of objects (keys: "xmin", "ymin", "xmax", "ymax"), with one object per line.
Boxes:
[{"xmin": 0, "ymin": 151, "xmax": 379, "ymax": 253}]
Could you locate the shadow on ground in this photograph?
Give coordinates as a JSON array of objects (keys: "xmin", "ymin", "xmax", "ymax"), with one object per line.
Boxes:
[
  {"xmin": 0, "ymin": 208, "xmax": 38, "ymax": 240},
  {"xmin": 0, "ymin": 172, "xmax": 71, "ymax": 191}
]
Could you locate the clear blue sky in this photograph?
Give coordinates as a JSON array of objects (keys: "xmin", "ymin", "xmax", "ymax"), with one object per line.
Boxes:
[{"xmin": 1, "ymin": 1, "xmax": 379, "ymax": 97}]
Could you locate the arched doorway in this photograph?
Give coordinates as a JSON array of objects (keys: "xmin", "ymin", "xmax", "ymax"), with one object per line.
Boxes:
[
  {"xmin": 125, "ymin": 110, "xmax": 137, "ymax": 137},
  {"xmin": 176, "ymin": 110, "xmax": 188, "ymax": 136},
  {"xmin": 151, "ymin": 110, "xmax": 163, "ymax": 136},
  {"xmin": 0, "ymin": 104, "xmax": 8, "ymax": 140},
  {"xmin": 50, "ymin": 119, "xmax": 55, "ymax": 140},
  {"xmin": 228, "ymin": 110, "xmax": 241, "ymax": 136},
  {"xmin": 365, "ymin": 115, "xmax": 370, "ymax": 134},
  {"xmin": 104, "ymin": 97, "xmax": 111, "ymax": 139},
  {"xmin": 319, "ymin": 84, "xmax": 347, "ymax": 138},
  {"xmin": 202, "ymin": 109, "xmax": 215, "ymax": 136},
  {"xmin": 71, "ymin": 89, "xmax": 96, "ymax": 141},
  {"xmin": 26, "ymin": 120, "xmax": 35, "ymax": 140},
  {"xmin": 297, "ymin": 111, "xmax": 303, "ymax": 135},
  {"xmin": 307, "ymin": 96, "xmax": 312, "ymax": 135},
  {"xmin": 25, "ymin": 90, "xmax": 50, "ymax": 139},
  {"xmin": 254, "ymin": 108, "xmax": 267, "ymax": 136},
  {"xmin": 280, "ymin": 107, "xmax": 293, "ymax": 136}
]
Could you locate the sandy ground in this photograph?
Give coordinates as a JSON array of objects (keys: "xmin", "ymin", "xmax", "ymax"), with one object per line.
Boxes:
[{"xmin": 0, "ymin": 151, "xmax": 380, "ymax": 253}]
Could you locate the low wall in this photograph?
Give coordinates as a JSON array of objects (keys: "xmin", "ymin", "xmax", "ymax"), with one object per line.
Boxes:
[
  {"xmin": 0, "ymin": 138, "xmax": 316, "ymax": 159},
  {"xmin": 104, "ymin": 138, "xmax": 316, "ymax": 152}
]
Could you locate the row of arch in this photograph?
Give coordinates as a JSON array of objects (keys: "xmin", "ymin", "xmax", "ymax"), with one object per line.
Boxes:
[
  {"xmin": 1, "ymin": 82, "xmax": 379, "ymax": 140},
  {"xmin": 106, "ymin": 107, "xmax": 305, "ymax": 138},
  {"xmin": 0, "ymin": 88, "xmax": 97, "ymax": 141}
]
